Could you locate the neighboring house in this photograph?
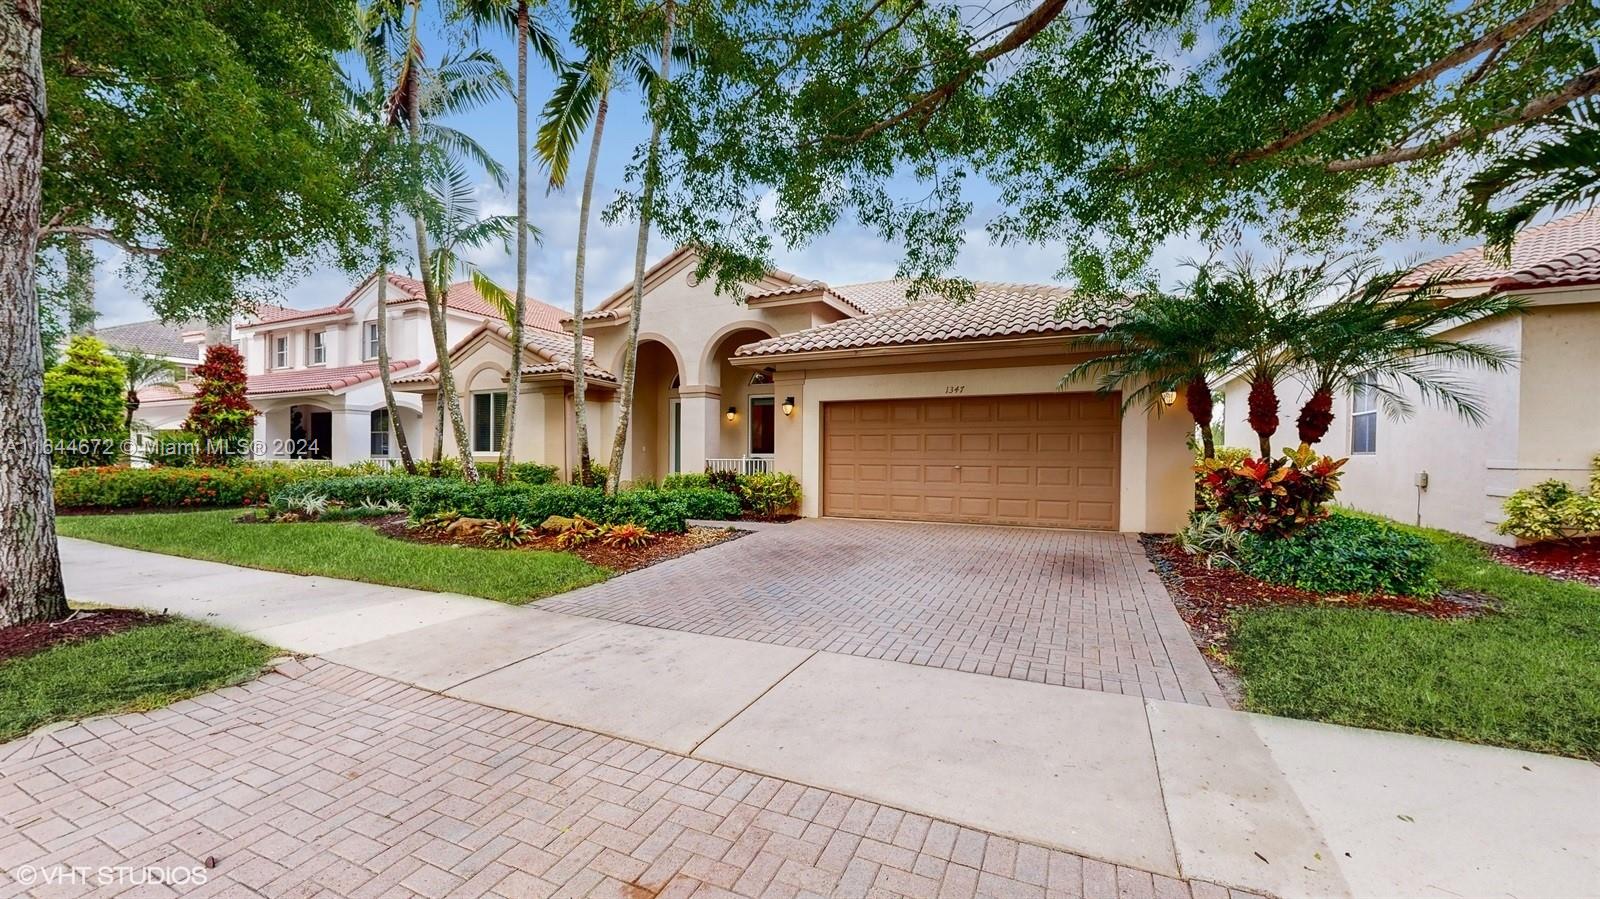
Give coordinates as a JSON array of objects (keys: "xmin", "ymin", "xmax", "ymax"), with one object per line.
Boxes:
[
  {"xmin": 101, "ymin": 318, "xmax": 226, "ymax": 434},
  {"xmin": 235, "ymin": 274, "xmax": 570, "ymax": 464},
  {"xmin": 1221, "ymin": 210, "xmax": 1600, "ymax": 544},
  {"xmin": 403, "ymin": 246, "xmax": 1195, "ymax": 533}
]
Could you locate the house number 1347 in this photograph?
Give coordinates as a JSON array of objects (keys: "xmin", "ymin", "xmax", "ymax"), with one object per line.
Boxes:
[{"xmin": 945, "ymin": 385, "xmax": 965, "ymax": 394}]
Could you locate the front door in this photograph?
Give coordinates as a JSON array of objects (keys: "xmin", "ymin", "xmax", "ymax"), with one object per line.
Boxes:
[{"xmin": 749, "ymin": 396, "xmax": 775, "ymax": 457}]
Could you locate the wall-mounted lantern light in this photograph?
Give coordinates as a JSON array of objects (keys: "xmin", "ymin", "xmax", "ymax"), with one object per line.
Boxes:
[
  {"xmin": 726, "ymin": 406, "xmax": 737, "ymax": 422},
  {"xmin": 782, "ymin": 397, "xmax": 795, "ymax": 416},
  {"xmin": 1160, "ymin": 390, "xmax": 1178, "ymax": 407}
]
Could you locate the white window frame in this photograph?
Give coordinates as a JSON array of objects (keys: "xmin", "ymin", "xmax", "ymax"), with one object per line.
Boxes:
[
  {"xmin": 370, "ymin": 409, "xmax": 391, "ymax": 457},
  {"xmin": 472, "ymin": 390, "xmax": 508, "ymax": 454},
  {"xmin": 1351, "ymin": 375, "xmax": 1378, "ymax": 455},
  {"xmin": 363, "ymin": 321, "xmax": 380, "ymax": 360},
  {"xmin": 272, "ymin": 335, "xmax": 288, "ymax": 369},
  {"xmin": 310, "ymin": 331, "xmax": 327, "ymax": 365}
]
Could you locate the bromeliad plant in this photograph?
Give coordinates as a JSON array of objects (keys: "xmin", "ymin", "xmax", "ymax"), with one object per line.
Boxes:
[{"xmin": 1200, "ymin": 446, "xmax": 1346, "ymax": 537}]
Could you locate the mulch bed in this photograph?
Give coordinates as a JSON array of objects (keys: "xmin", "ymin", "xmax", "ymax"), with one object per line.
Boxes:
[
  {"xmin": 1488, "ymin": 537, "xmax": 1600, "ymax": 588},
  {"xmin": 1143, "ymin": 535, "xmax": 1486, "ymax": 695},
  {"xmin": 0, "ymin": 608, "xmax": 161, "ymax": 665},
  {"xmin": 370, "ymin": 516, "xmax": 748, "ymax": 574}
]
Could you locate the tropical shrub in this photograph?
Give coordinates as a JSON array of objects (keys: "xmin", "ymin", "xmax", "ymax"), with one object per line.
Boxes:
[
  {"xmin": 1498, "ymin": 460, "xmax": 1600, "ymax": 544},
  {"xmin": 53, "ymin": 464, "xmax": 346, "ymax": 510},
  {"xmin": 1174, "ymin": 511, "xmax": 1244, "ymax": 569},
  {"xmin": 664, "ymin": 487, "xmax": 743, "ymax": 520},
  {"xmin": 273, "ymin": 478, "xmax": 692, "ymax": 532},
  {"xmin": 1237, "ymin": 512, "xmax": 1440, "ymax": 596},
  {"xmin": 554, "ymin": 515, "xmax": 603, "ymax": 548},
  {"xmin": 43, "ymin": 335, "xmax": 128, "ymax": 467},
  {"xmin": 602, "ymin": 522, "xmax": 656, "ymax": 548},
  {"xmin": 145, "ymin": 430, "xmax": 202, "ymax": 468},
  {"xmin": 481, "ymin": 517, "xmax": 536, "ymax": 548},
  {"xmin": 740, "ymin": 471, "xmax": 802, "ymax": 516},
  {"xmin": 183, "ymin": 344, "xmax": 256, "ymax": 465},
  {"xmin": 570, "ymin": 462, "xmax": 608, "ymax": 487},
  {"xmin": 661, "ymin": 472, "xmax": 711, "ymax": 490},
  {"xmin": 706, "ymin": 468, "xmax": 741, "ymax": 495},
  {"xmin": 1199, "ymin": 446, "xmax": 1346, "ymax": 536},
  {"xmin": 504, "ymin": 462, "xmax": 559, "ymax": 486}
]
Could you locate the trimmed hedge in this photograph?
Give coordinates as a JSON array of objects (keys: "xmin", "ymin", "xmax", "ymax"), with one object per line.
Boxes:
[
  {"xmin": 1238, "ymin": 512, "xmax": 1440, "ymax": 597},
  {"xmin": 274, "ymin": 477, "xmax": 693, "ymax": 533},
  {"xmin": 54, "ymin": 464, "xmax": 352, "ymax": 510},
  {"xmin": 661, "ymin": 487, "xmax": 743, "ymax": 520}
]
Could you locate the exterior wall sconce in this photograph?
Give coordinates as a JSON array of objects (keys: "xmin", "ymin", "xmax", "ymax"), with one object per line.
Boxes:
[
  {"xmin": 726, "ymin": 406, "xmax": 737, "ymax": 422},
  {"xmin": 782, "ymin": 397, "xmax": 795, "ymax": 416},
  {"xmin": 1160, "ymin": 390, "xmax": 1178, "ymax": 407}
]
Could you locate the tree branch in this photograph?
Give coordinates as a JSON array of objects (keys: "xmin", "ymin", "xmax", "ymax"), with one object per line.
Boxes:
[
  {"xmin": 1320, "ymin": 64, "xmax": 1600, "ymax": 172},
  {"xmin": 826, "ymin": 0, "xmax": 1068, "ymax": 145},
  {"xmin": 40, "ymin": 225, "xmax": 169, "ymax": 256}
]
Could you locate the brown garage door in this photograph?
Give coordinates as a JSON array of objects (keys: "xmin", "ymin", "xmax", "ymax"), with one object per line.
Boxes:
[{"xmin": 823, "ymin": 393, "xmax": 1120, "ymax": 529}]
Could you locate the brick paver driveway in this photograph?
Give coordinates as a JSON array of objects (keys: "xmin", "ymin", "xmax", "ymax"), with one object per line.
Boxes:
[
  {"xmin": 0, "ymin": 660, "xmax": 1251, "ymax": 899},
  {"xmin": 543, "ymin": 520, "xmax": 1224, "ymax": 706}
]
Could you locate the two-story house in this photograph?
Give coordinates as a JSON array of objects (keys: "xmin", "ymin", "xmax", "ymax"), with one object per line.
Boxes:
[{"xmin": 233, "ymin": 274, "xmax": 571, "ymax": 464}]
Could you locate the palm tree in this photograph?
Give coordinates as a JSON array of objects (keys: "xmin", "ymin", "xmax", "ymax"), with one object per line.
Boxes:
[
  {"xmin": 389, "ymin": 0, "xmax": 510, "ymax": 483},
  {"xmin": 538, "ymin": 6, "xmax": 686, "ymax": 487},
  {"xmin": 452, "ymin": 0, "xmax": 559, "ymax": 481},
  {"xmin": 1465, "ymin": 99, "xmax": 1600, "ymax": 260},
  {"xmin": 111, "ymin": 349, "xmax": 179, "ymax": 437},
  {"xmin": 1289, "ymin": 264, "xmax": 1526, "ymax": 446},
  {"xmin": 1060, "ymin": 272, "xmax": 1243, "ymax": 460}
]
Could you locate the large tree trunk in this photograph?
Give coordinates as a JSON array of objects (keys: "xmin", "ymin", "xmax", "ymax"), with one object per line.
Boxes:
[
  {"xmin": 374, "ymin": 255, "xmax": 416, "ymax": 473},
  {"xmin": 406, "ymin": 54, "xmax": 478, "ymax": 484},
  {"xmin": 571, "ymin": 88, "xmax": 608, "ymax": 486},
  {"xmin": 1295, "ymin": 385, "xmax": 1334, "ymax": 446},
  {"xmin": 606, "ymin": 1, "xmax": 674, "ymax": 494},
  {"xmin": 1185, "ymin": 373, "xmax": 1215, "ymax": 459},
  {"xmin": 1247, "ymin": 375, "xmax": 1279, "ymax": 460},
  {"xmin": 498, "ymin": 0, "xmax": 529, "ymax": 483},
  {"xmin": 1, "ymin": 0, "xmax": 68, "ymax": 626}
]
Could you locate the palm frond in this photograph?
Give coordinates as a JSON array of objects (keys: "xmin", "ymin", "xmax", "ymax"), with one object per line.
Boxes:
[
  {"xmin": 536, "ymin": 60, "xmax": 606, "ymax": 191},
  {"xmin": 422, "ymin": 123, "xmax": 508, "ymax": 188}
]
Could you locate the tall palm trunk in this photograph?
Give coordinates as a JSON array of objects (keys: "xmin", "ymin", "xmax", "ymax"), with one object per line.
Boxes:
[
  {"xmin": 571, "ymin": 87, "xmax": 609, "ymax": 486},
  {"xmin": 606, "ymin": 1, "xmax": 674, "ymax": 494},
  {"xmin": 1247, "ymin": 375, "xmax": 1278, "ymax": 459},
  {"xmin": 405, "ymin": 48, "xmax": 479, "ymax": 484},
  {"xmin": 498, "ymin": 0, "xmax": 530, "ymax": 483},
  {"xmin": 432, "ymin": 380, "xmax": 445, "ymax": 470},
  {"xmin": 374, "ymin": 249, "xmax": 417, "ymax": 473},
  {"xmin": 0, "ymin": 0, "xmax": 68, "ymax": 626},
  {"xmin": 1185, "ymin": 373, "xmax": 1215, "ymax": 459}
]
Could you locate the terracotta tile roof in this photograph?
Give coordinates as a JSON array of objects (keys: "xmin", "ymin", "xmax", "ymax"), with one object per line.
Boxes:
[
  {"xmin": 97, "ymin": 318, "xmax": 210, "ymax": 360},
  {"xmin": 393, "ymin": 321, "xmax": 614, "ymax": 386},
  {"xmin": 249, "ymin": 303, "xmax": 352, "ymax": 325},
  {"xmin": 248, "ymin": 360, "xmax": 418, "ymax": 397},
  {"xmin": 385, "ymin": 275, "xmax": 570, "ymax": 332},
  {"xmin": 135, "ymin": 381, "xmax": 199, "ymax": 404},
  {"xmin": 735, "ymin": 281, "xmax": 1095, "ymax": 357},
  {"xmin": 1402, "ymin": 209, "xmax": 1600, "ymax": 288}
]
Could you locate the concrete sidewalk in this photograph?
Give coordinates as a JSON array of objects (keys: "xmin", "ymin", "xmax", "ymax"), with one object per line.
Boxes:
[{"xmin": 59, "ymin": 538, "xmax": 1600, "ymax": 898}]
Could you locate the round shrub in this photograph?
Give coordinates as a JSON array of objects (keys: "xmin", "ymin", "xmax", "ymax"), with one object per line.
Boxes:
[
  {"xmin": 1237, "ymin": 512, "xmax": 1440, "ymax": 596},
  {"xmin": 659, "ymin": 487, "xmax": 741, "ymax": 521}
]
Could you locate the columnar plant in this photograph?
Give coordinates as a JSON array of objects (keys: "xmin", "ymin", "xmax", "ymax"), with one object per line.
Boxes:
[
  {"xmin": 42, "ymin": 335, "xmax": 126, "ymax": 468},
  {"xmin": 183, "ymin": 344, "xmax": 256, "ymax": 466}
]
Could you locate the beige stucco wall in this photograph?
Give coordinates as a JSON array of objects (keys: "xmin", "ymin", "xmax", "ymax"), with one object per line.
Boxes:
[{"xmin": 769, "ymin": 354, "xmax": 1195, "ymax": 533}]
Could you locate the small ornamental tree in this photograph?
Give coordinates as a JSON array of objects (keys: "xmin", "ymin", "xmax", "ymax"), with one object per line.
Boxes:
[
  {"xmin": 42, "ymin": 336, "xmax": 128, "ymax": 468},
  {"xmin": 183, "ymin": 344, "xmax": 256, "ymax": 465}
]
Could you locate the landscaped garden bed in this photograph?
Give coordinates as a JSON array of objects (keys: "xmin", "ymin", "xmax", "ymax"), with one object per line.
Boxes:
[
  {"xmin": 369, "ymin": 515, "xmax": 744, "ymax": 573},
  {"xmin": 1488, "ymin": 538, "xmax": 1600, "ymax": 588}
]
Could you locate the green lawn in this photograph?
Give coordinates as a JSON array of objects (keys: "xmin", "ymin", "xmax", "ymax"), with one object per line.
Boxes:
[
  {"xmin": 58, "ymin": 509, "xmax": 610, "ymax": 604},
  {"xmin": 1231, "ymin": 522, "xmax": 1600, "ymax": 759},
  {"xmin": 0, "ymin": 620, "xmax": 275, "ymax": 743}
]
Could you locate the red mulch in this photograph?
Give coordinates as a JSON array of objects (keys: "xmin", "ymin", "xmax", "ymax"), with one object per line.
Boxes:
[
  {"xmin": 370, "ymin": 516, "xmax": 747, "ymax": 573},
  {"xmin": 0, "ymin": 608, "xmax": 161, "ymax": 664},
  {"xmin": 1143, "ymin": 536, "xmax": 1485, "ymax": 664},
  {"xmin": 1489, "ymin": 538, "xmax": 1600, "ymax": 588}
]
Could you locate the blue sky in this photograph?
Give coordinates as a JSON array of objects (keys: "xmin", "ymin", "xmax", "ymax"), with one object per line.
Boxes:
[{"xmin": 92, "ymin": 18, "xmax": 1476, "ymax": 327}]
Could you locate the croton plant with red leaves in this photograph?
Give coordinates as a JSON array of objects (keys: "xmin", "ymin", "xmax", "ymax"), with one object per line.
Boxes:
[{"xmin": 1199, "ymin": 445, "xmax": 1347, "ymax": 537}]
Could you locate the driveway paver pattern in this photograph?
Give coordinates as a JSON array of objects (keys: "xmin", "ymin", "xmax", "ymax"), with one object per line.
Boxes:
[
  {"xmin": 0, "ymin": 660, "xmax": 1252, "ymax": 899},
  {"xmin": 542, "ymin": 520, "xmax": 1225, "ymax": 706}
]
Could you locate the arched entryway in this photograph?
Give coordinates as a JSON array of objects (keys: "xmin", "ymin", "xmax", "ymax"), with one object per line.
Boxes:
[
  {"xmin": 706, "ymin": 326, "xmax": 779, "ymax": 468},
  {"xmin": 624, "ymin": 338, "xmax": 682, "ymax": 483}
]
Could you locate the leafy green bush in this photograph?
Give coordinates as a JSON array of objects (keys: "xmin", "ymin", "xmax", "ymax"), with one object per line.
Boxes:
[
  {"xmin": 662, "ymin": 472, "xmax": 712, "ymax": 490},
  {"xmin": 1498, "ymin": 457, "xmax": 1600, "ymax": 544},
  {"xmin": 273, "ymin": 478, "xmax": 692, "ymax": 532},
  {"xmin": 1238, "ymin": 512, "xmax": 1440, "ymax": 596},
  {"xmin": 144, "ymin": 430, "xmax": 202, "ymax": 468},
  {"xmin": 662, "ymin": 487, "xmax": 742, "ymax": 520},
  {"xmin": 505, "ymin": 462, "xmax": 559, "ymax": 485},
  {"xmin": 43, "ymin": 335, "xmax": 127, "ymax": 467},
  {"xmin": 53, "ymin": 464, "xmax": 349, "ymax": 510},
  {"xmin": 740, "ymin": 471, "xmax": 802, "ymax": 516}
]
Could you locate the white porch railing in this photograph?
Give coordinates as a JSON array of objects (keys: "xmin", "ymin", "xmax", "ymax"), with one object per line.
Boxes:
[{"xmin": 706, "ymin": 457, "xmax": 773, "ymax": 475}]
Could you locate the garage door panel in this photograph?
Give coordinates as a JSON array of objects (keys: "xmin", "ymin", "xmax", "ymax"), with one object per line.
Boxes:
[{"xmin": 824, "ymin": 393, "xmax": 1121, "ymax": 530}]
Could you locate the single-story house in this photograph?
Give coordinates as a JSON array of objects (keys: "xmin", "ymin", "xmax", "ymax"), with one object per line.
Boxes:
[
  {"xmin": 1221, "ymin": 210, "xmax": 1600, "ymax": 544},
  {"xmin": 403, "ymin": 246, "xmax": 1196, "ymax": 533}
]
